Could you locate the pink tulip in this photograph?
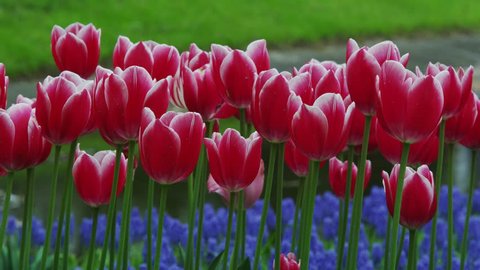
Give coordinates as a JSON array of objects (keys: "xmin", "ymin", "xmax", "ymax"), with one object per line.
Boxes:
[
  {"xmin": 73, "ymin": 148, "xmax": 127, "ymax": 207},
  {"xmin": 139, "ymin": 110, "xmax": 204, "ymax": 184},
  {"xmin": 460, "ymin": 94, "xmax": 480, "ymax": 149},
  {"xmin": 445, "ymin": 91, "xmax": 478, "ymax": 143},
  {"xmin": 329, "ymin": 157, "xmax": 371, "ymax": 199},
  {"xmin": 274, "ymin": 253, "xmax": 300, "ymax": 270},
  {"xmin": 284, "ymin": 140, "xmax": 309, "ymax": 177},
  {"xmin": 51, "ymin": 22, "xmax": 100, "ymax": 78},
  {"xmin": 36, "ymin": 71, "xmax": 93, "ymax": 144},
  {"xmin": 383, "ymin": 164, "xmax": 437, "ymax": 229},
  {"xmin": 0, "ymin": 63, "xmax": 8, "ymax": 109},
  {"xmin": 345, "ymin": 96, "xmax": 378, "ymax": 149}
]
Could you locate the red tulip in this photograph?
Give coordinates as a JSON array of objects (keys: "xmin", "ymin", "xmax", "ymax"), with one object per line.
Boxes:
[
  {"xmin": 275, "ymin": 253, "xmax": 300, "ymax": 270},
  {"xmin": 207, "ymin": 160, "xmax": 264, "ymax": 208},
  {"xmin": 376, "ymin": 61, "xmax": 443, "ymax": 143},
  {"xmin": 205, "ymin": 129, "xmax": 262, "ymax": 192},
  {"xmin": 460, "ymin": 94, "xmax": 480, "ymax": 149},
  {"xmin": 445, "ymin": 91, "xmax": 478, "ymax": 143},
  {"xmin": 139, "ymin": 109, "xmax": 204, "ymax": 185},
  {"xmin": 0, "ymin": 63, "xmax": 8, "ymax": 109},
  {"xmin": 383, "ymin": 164, "xmax": 437, "ymax": 229},
  {"xmin": 284, "ymin": 140, "xmax": 309, "ymax": 177},
  {"xmin": 36, "ymin": 71, "xmax": 93, "ymax": 144},
  {"xmin": 73, "ymin": 148, "xmax": 127, "ymax": 207},
  {"xmin": 113, "ymin": 36, "xmax": 180, "ymax": 81},
  {"xmin": 345, "ymin": 96, "xmax": 378, "ymax": 149},
  {"xmin": 346, "ymin": 39, "xmax": 409, "ymax": 115},
  {"xmin": 291, "ymin": 93, "xmax": 354, "ymax": 161},
  {"xmin": 376, "ymin": 122, "xmax": 439, "ymax": 166},
  {"xmin": 329, "ymin": 157, "xmax": 371, "ymax": 199},
  {"xmin": 94, "ymin": 66, "xmax": 169, "ymax": 145},
  {"xmin": 51, "ymin": 23, "xmax": 100, "ymax": 78},
  {"xmin": 0, "ymin": 103, "xmax": 52, "ymax": 171}
]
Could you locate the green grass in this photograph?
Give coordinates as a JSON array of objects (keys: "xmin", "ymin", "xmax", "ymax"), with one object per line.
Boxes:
[{"xmin": 0, "ymin": 0, "xmax": 479, "ymax": 77}]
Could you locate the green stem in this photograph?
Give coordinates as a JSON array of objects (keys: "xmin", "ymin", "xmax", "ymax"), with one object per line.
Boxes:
[
  {"xmin": 395, "ymin": 227, "xmax": 406, "ymax": 269},
  {"xmin": 239, "ymin": 109, "xmax": 247, "ymax": 136},
  {"xmin": 252, "ymin": 143, "xmax": 278, "ymax": 269},
  {"xmin": 240, "ymin": 206, "xmax": 246, "ymax": 261},
  {"xmin": 460, "ymin": 150, "xmax": 477, "ymax": 270},
  {"xmin": 20, "ymin": 168, "xmax": 35, "ymax": 269},
  {"xmin": 109, "ymin": 211, "xmax": 115, "ymax": 270},
  {"xmin": 99, "ymin": 144, "xmax": 123, "ymax": 270},
  {"xmin": 146, "ymin": 179, "xmax": 155, "ymax": 270},
  {"xmin": 384, "ymin": 217, "xmax": 392, "ymax": 270},
  {"xmin": 185, "ymin": 174, "xmax": 195, "ymax": 270},
  {"xmin": 117, "ymin": 140, "xmax": 136, "ymax": 270},
  {"xmin": 346, "ymin": 115, "xmax": 372, "ymax": 270},
  {"xmin": 274, "ymin": 143, "xmax": 285, "ymax": 270},
  {"xmin": 429, "ymin": 120, "xmax": 445, "ymax": 270},
  {"xmin": 40, "ymin": 144, "xmax": 61, "ymax": 270},
  {"xmin": 0, "ymin": 172, "xmax": 13, "ymax": 248},
  {"xmin": 407, "ymin": 229, "xmax": 417, "ymax": 270},
  {"xmin": 153, "ymin": 185, "xmax": 168, "ymax": 270},
  {"xmin": 336, "ymin": 145, "xmax": 354, "ymax": 270},
  {"xmin": 223, "ymin": 192, "xmax": 236, "ymax": 270},
  {"xmin": 291, "ymin": 177, "xmax": 305, "ymax": 253},
  {"xmin": 230, "ymin": 191, "xmax": 244, "ymax": 270},
  {"xmin": 86, "ymin": 207, "xmax": 99, "ymax": 270},
  {"xmin": 388, "ymin": 142, "xmax": 411, "ymax": 270},
  {"xmin": 53, "ymin": 139, "xmax": 77, "ymax": 270},
  {"xmin": 62, "ymin": 166, "xmax": 74, "ymax": 270},
  {"xmin": 446, "ymin": 143, "xmax": 454, "ymax": 270}
]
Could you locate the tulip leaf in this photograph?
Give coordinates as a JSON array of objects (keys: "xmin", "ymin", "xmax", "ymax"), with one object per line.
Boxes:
[
  {"xmin": 237, "ymin": 258, "xmax": 251, "ymax": 270},
  {"xmin": 207, "ymin": 251, "xmax": 224, "ymax": 270},
  {"xmin": 177, "ymin": 244, "xmax": 186, "ymax": 266}
]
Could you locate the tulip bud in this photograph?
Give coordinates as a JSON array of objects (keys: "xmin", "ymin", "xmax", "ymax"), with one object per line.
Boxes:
[
  {"xmin": 274, "ymin": 253, "xmax": 300, "ymax": 270},
  {"xmin": 329, "ymin": 157, "xmax": 371, "ymax": 199}
]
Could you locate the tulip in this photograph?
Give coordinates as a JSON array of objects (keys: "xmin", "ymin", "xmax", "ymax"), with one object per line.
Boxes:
[
  {"xmin": 205, "ymin": 129, "xmax": 262, "ymax": 191},
  {"xmin": 207, "ymin": 160, "xmax": 264, "ymax": 208},
  {"xmin": 460, "ymin": 94, "xmax": 480, "ymax": 149},
  {"xmin": 36, "ymin": 71, "xmax": 93, "ymax": 145},
  {"xmin": 275, "ymin": 253, "xmax": 300, "ymax": 270},
  {"xmin": 346, "ymin": 39, "xmax": 409, "ymax": 115},
  {"xmin": 329, "ymin": 157, "xmax": 371, "ymax": 199},
  {"xmin": 383, "ymin": 164, "xmax": 437, "ymax": 229},
  {"xmin": 284, "ymin": 140, "xmax": 310, "ymax": 177},
  {"xmin": 113, "ymin": 36, "xmax": 180, "ymax": 81},
  {"xmin": 94, "ymin": 66, "xmax": 170, "ymax": 145},
  {"xmin": 0, "ymin": 63, "xmax": 8, "ymax": 109},
  {"xmin": 139, "ymin": 109, "xmax": 204, "ymax": 184},
  {"xmin": 445, "ymin": 91, "xmax": 478, "ymax": 143},
  {"xmin": 51, "ymin": 23, "xmax": 100, "ymax": 78},
  {"xmin": 376, "ymin": 61, "xmax": 443, "ymax": 144},
  {"xmin": 73, "ymin": 149, "xmax": 127, "ymax": 207},
  {"xmin": 345, "ymin": 97, "xmax": 378, "ymax": 150},
  {"xmin": 376, "ymin": 123, "xmax": 439, "ymax": 166}
]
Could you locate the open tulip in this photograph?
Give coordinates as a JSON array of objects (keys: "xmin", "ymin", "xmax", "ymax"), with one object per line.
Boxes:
[
  {"xmin": 460, "ymin": 94, "xmax": 480, "ymax": 149},
  {"xmin": 139, "ymin": 110, "xmax": 204, "ymax": 184},
  {"xmin": 35, "ymin": 71, "xmax": 93, "ymax": 145},
  {"xmin": 290, "ymin": 93, "xmax": 353, "ymax": 161},
  {"xmin": 376, "ymin": 61, "xmax": 443, "ymax": 143},
  {"xmin": 445, "ymin": 91, "xmax": 478, "ymax": 143},
  {"xmin": 0, "ymin": 63, "xmax": 8, "ymax": 109},
  {"xmin": 383, "ymin": 164, "xmax": 437, "ymax": 229},
  {"xmin": 113, "ymin": 36, "xmax": 179, "ymax": 81},
  {"xmin": 95, "ymin": 66, "xmax": 169, "ymax": 145},
  {"xmin": 0, "ymin": 103, "xmax": 51, "ymax": 171},
  {"xmin": 73, "ymin": 149, "xmax": 127, "ymax": 207},
  {"xmin": 329, "ymin": 157, "xmax": 371, "ymax": 199},
  {"xmin": 205, "ymin": 129, "xmax": 262, "ymax": 192},
  {"xmin": 51, "ymin": 22, "xmax": 100, "ymax": 78}
]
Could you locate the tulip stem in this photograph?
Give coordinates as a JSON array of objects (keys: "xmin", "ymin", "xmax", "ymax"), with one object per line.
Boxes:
[
  {"xmin": 20, "ymin": 168, "xmax": 35, "ymax": 269},
  {"xmin": 223, "ymin": 192, "xmax": 236, "ymax": 270},
  {"xmin": 230, "ymin": 191, "xmax": 244, "ymax": 270},
  {"xmin": 153, "ymin": 184, "xmax": 168, "ymax": 270},
  {"xmin": 395, "ymin": 227, "xmax": 406, "ymax": 269},
  {"xmin": 146, "ymin": 179, "xmax": 155, "ymax": 270},
  {"xmin": 117, "ymin": 140, "xmax": 136, "ymax": 270},
  {"xmin": 387, "ymin": 142, "xmax": 411, "ymax": 270},
  {"xmin": 239, "ymin": 108, "xmax": 247, "ymax": 136},
  {"xmin": 336, "ymin": 145, "xmax": 354, "ymax": 270},
  {"xmin": 384, "ymin": 217, "xmax": 392, "ymax": 270},
  {"xmin": 407, "ymin": 229, "xmax": 417, "ymax": 270},
  {"xmin": 53, "ymin": 139, "xmax": 77, "ymax": 270},
  {"xmin": 429, "ymin": 119, "xmax": 445, "ymax": 270},
  {"xmin": 460, "ymin": 150, "xmax": 477, "ymax": 269},
  {"xmin": 185, "ymin": 173, "xmax": 196, "ymax": 270},
  {"xmin": 274, "ymin": 143, "xmax": 285, "ymax": 270},
  {"xmin": 0, "ymin": 172, "xmax": 14, "ymax": 248},
  {"xmin": 446, "ymin": 143, "xmax": 454, "ymax": 270},
  {"xmin": 98, "ymin": 144, "xmax": 123, "ymax": 270},
  {"xmin": 39, "ymin": 144, "xmax": 61, "ymax": 270},
  {"xmin": 346, "ymin": 115, "xmax": 372, "ymax": 270},
  {"xmin": 291, "ymin": 176, "xmax": 305, "ymax": 253},
  {"xmin": 252, "ymin": 143, "xmax": 278, "ymax": 269},
  {"xmin": 87, "ymin": 207, "xmax": 99, "ymax": 270}
]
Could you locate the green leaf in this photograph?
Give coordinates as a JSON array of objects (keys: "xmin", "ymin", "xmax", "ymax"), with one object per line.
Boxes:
[
  {"xmin": 177, "ymin": 244, "xmax": 186, "ymax": 266},
  {"xmin": 237, "ymin": 258, "xmax": 251, "ymax": 270},
  {"xmin": 207, "ymin": 251, "xmax": 225, "ymax": 270}
]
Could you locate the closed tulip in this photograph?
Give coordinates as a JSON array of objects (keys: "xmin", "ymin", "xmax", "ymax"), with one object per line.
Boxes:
[
  {"xmin": 383, "ymin": 164, "xmax": 437, "ymax": 229},
  {"xmin": 205, "ymin": 129, "xmax": 262, "ymax": 192},
  {"xmin": 0, "ymin": 103, "xmax": 51, "ymax": 171},
  {"xmin": 95, "ymin": 66, "xmax": 169, "ymax": 145},
  {"xmin": 207, "ymin": 160, "xmax": 264, "ymax": 208},
  {"xmin": 329, "ymin": 157, "xmax": 371, "ymax": 199},
  {"xmin": 0, "ymin": 63, "xmax": 8, "ymax": 109},
  {"xmin": 73, "ymin": 148, "xmax": 127, "ymax": 207},
  {"xmin": 51, "ymin": 22, "xmax": 100, "ymax": 78},
  {"xmin": 346, "ymin": 39, "xmax": 409, "ymax": 115},
  {"xmin": 376, "ymin": 61, "xmax": 443, "ymax": 143},
  {"xmin": 36, "ymin": 71, "xmax": 93, "ymax": 144},
  {"xmin": 460, "ymin": 94, "xmax": 480, "ymax": 149},
  {"xmin": 113, "ymin": 36, "xmax": 180, "ymax": 81},
  {"xmin": 275, "ymin": 253, "xmax": 300, "ymax": 270},
  {"xmin": 346, "ymin": 96, "xmax": 378, "ymax": 149},
  {"xmin": 139, "ymin": 109, "xmax": 204, "ymax": 184},
  {"xmin": 284, "ymin": 140, "xmax": 310, "ymax": 177},
  {"xmin": 291, "ymin": 93, "xmax": 353, "ymax": 161},
  {"xmin": 445, "ymin": 91, "xmax": 478, "ymax": 143}
]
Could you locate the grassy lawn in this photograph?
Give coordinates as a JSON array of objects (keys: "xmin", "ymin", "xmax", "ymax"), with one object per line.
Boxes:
[{"xmin": 0, "ymin": 0, "xmax": 479, "ymax": 77}]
